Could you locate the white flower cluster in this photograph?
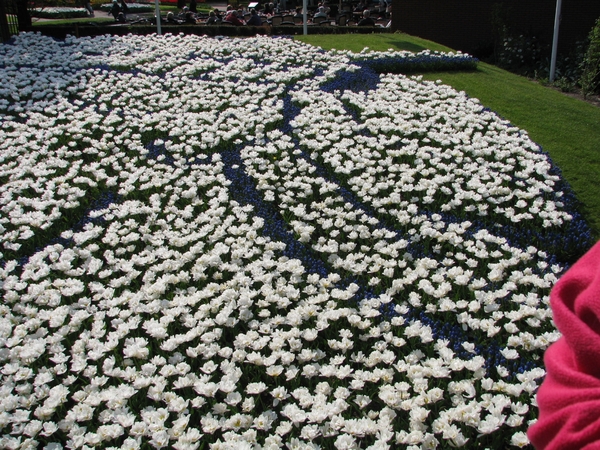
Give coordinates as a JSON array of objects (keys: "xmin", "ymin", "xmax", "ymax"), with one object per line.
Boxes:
[
  {"xmin": 31, "ymin": 3, "xmax": 152, "ymax": 18},
  {"xmin": 0, "ymin": 33, "xmax": 573, "ymax": 449},
  {"xmin": 31, "ymin": 7, "xmax": 90, "ymax": 18}
]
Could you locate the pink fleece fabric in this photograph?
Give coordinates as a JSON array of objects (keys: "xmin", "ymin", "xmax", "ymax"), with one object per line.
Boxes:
[{"xmin": 528, "ymin": 241, "xmax": 600, "ymax": 450}]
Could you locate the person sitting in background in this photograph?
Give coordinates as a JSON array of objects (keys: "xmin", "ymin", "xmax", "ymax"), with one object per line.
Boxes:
[
  {"xmin": 357, "ymin": 9, "xmax": 375, "ymax": 26},
  {"xmin": 262, "ymin": 2, "xmax": 274, "ymax": 15},
  {"xmin": 184, "ymin": 10, "xmax": 197, "ymax": 23},
  {"xmin": 224, "ymin": 9, "xmax": 245, "ymax": 25},
  {"xmin": 176, "ymin": 5, "xmax": 189, "ymax": 20},
  {"xmin": 317, "ymin": 2, "xmax": 330, "ymax": 15},
  {"xmin": 166, "ymin": 11, "xmax": 182, "ymax": 23},
  {"xmin": 223, "ymin": 4, "xmax": 234, "ymax": 20},
  {"xmin": 205, "ymin": 10, "xmax": 219, "ymax": 24},
  {"xmin": 246, "ymin": 8, "xmax": 263, "ymax": 25},
  {"xmin": 313, "ymin": 5, "xmax": 328, "ymax": 19}
]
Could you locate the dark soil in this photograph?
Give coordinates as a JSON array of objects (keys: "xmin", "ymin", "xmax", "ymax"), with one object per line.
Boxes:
[{"xmin": 552, "ymin": 85, "xmax": 600, "ymax": 108}]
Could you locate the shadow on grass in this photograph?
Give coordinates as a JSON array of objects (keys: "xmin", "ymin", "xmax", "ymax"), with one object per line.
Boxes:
[{"xmin": 381, "ymin": 38, "xmax": 429, "ymax": 53}]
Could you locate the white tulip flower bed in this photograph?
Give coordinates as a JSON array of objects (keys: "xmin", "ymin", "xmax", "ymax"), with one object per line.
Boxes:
[
  {"xmin": 0, "ymin": 32, "xmax": 593, "ymax": 449},
  {"xmin": 31, "ymin": 4, "xmax": 153, "ymax": 18},
  {"xmin": 31, "ymin": 8, "xmax": 91, "ymax": 19}
]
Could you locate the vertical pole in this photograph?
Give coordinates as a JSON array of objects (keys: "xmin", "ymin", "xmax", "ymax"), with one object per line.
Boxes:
[
  {"xmin": 549, "ymin": 0, "xmax": 562, "ymax": 82},
  {"xmin": 155, "ymin": 0, "xmax": 162, "ymax": 35},
  {"xmin": 303, "ymin": 0, "xmax": 307, "ymax": 34}
]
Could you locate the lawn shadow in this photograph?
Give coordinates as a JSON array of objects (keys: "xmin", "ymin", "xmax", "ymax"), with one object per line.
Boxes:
[{"xmin": 382, "ymin": 38, "xmax": 430, "ymax": 53}]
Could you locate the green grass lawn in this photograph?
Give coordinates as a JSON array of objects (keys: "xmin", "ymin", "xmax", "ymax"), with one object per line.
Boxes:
[{"xmin": 298, "ymin": 33, "xmax": 600, "ymax": 240}]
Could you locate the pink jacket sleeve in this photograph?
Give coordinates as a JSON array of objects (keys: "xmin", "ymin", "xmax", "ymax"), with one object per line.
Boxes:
[{"xmin": 528, "ymin": 241, "xmax": 600, "ymax": 450}]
